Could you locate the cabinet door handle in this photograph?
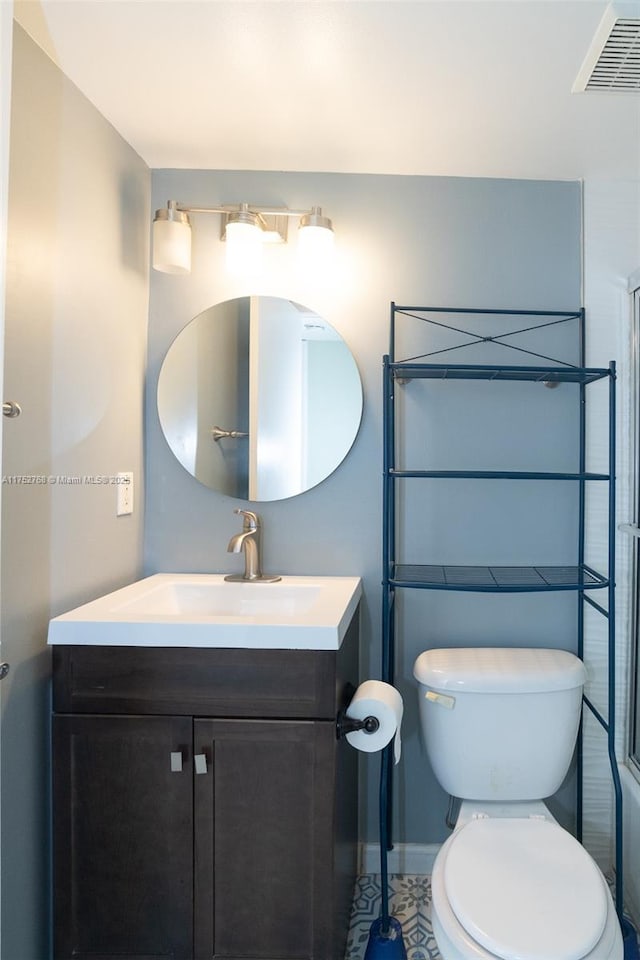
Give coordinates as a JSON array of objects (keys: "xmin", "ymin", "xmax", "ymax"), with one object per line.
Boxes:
[
  {"xmin": 170, "ymin": 751, "xmax": 183, "ymax": 773},
  {"xmin": 194, "ymin": 753, "xmax": 208, "ymax": 775}
]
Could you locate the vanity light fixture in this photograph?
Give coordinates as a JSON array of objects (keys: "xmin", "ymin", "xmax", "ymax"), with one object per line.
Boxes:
[
  {"xmin": 152, "ymin": 201, "xmax": 192, "ymax": 275},
  {"xmin": 224, "ymin": 204, "xmax": 264, "ymax": 277},
  {"xmin": 298, "ymin": 207, "xmax": 335, "ymax": 257},
  {"xmin": 152, "ymin": 199, "xmax": 335, "ymax": 275}
]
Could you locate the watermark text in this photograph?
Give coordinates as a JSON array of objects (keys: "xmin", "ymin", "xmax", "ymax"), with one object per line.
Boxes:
[{"xmin": 2, "ymin": 475, "xmax": 130, "ymax": 485}]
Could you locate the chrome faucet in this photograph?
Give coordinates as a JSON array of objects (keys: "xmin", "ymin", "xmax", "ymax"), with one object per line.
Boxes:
[{"xmin": 224, "ymin": 509, "xmax": 281, "ymax": 583}]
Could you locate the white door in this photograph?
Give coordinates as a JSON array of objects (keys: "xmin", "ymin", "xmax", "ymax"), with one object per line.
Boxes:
[{"xmin": 0, "ymin": 1, "xmax": 14, "ymax": 950}]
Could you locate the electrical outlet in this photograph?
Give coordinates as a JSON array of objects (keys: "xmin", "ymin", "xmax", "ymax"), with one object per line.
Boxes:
[{"xmin": 116, "ymin": 472, "xmax": 134, "ymax": 516}]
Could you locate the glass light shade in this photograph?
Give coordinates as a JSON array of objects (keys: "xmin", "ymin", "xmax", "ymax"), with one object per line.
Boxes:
[
  {"xmin": 153, "ymin": 218, "xmax": 192, "ymax": 274},
  {"xmin": 225, "ymin": 220, "xmax": 263, "ymax": 277},
  {"xmin": 298, "ymin": 207, "xmax": 334, "ymax": 275},
  {"xmin": 298, "ymin": 223, "xmax": 335, "ymax": 258}
]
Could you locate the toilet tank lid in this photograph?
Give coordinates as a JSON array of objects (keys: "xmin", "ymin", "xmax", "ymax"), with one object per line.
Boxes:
[{"xmin": 413, "ymin": 647, "xmax": 586, "ymax": 694}]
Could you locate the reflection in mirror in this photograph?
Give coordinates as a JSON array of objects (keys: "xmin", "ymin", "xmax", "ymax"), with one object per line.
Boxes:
[{"xmin": 157, "ymin": 297, "xmax": 363, "ymax": 501}]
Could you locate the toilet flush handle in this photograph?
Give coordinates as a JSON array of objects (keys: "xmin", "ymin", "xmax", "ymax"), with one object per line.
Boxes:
[{"xmin": 425, "ymin": 690, "xmax": 456, "ymax": 709}]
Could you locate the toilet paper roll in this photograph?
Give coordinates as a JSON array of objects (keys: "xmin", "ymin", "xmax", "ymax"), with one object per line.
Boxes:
[{"xmin": 344, "ymin": 680, "xmax": 404, "ymax": 764}]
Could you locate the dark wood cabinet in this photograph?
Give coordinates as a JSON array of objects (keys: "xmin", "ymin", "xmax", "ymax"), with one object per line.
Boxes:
[
  {"xmin": 53, "ymin": 715, "xmax": 194, "ymax": 960},
  {"xmin": 52, "ymin": 613, "xmax": 359, "ymax": 960},
  {"xmin": 194, "ymin": 719, "xmax": 338, "ymax": 959}
]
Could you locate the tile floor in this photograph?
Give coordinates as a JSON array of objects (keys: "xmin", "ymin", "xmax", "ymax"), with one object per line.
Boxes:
[
  {"xmin": 345, "ymin": 874, "xmax": 442, "ymax": 960},
  {"xmin": 345, "ymin": 873, "xmax": 638, "ymax": 960}
]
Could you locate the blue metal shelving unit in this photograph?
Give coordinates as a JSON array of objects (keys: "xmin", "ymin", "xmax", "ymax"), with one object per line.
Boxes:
[{"xmin": 381, "ymin": 303, "xmax": 622, "ymax": 919}]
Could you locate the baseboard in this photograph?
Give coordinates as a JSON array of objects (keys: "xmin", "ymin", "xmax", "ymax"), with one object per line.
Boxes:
[{"xmin": 359, "ymin": 842, "xmax": 441, "ymax": 875}]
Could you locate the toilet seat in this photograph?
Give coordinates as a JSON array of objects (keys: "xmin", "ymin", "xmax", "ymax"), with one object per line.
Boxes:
[{"xmin": 443, "ymin": 818, "xmax": 608, "ymax": 960}]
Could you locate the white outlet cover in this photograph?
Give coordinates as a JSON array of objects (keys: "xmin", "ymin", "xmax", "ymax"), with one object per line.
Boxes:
[{"xmin": 116, "ymin": 471, "xmax": 133, "ymax": 516}]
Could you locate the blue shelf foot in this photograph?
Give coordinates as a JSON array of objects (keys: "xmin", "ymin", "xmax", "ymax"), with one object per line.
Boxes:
[{"xmin": 623, "ymin": 917, "xmax": 639, "ymax": 960}]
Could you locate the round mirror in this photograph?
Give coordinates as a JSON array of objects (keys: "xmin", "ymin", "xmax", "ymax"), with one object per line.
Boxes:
[{"xmin": 157, "ymin": 296, "xmax": 363, "ymax": 501}]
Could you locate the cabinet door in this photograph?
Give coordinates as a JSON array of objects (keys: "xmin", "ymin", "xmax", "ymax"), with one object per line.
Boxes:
[
  {"xmin": 193, "ymin": 718, "xmax": 337, "ymax": 960},
  {"xmin": 53, "ymin": 714, "xmax": 193, "ymax": 960}
]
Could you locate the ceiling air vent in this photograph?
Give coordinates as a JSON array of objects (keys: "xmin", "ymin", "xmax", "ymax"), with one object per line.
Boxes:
[{"xmin": 573, "ymin": 1, "xmax": 640, "ymax": 93}]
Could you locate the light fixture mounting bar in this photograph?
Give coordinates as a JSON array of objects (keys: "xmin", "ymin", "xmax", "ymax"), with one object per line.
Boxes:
[
  {"xmin": 163, "ymin": 203, "xmax": 295, "ymax": 244},
  {"xmin": 171, "ymin": 203, "xmax": 312, "ymax": 218}
]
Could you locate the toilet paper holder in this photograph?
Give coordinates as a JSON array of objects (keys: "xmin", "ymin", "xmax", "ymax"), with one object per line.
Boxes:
[{"xmin": 336, "ymin": 682, "xmax": 381, "ymax": 740}]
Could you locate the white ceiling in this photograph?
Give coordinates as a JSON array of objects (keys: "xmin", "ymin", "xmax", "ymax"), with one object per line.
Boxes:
[{"xmin": 14, "ymin": 0, "xmax": 640, "ymax": 180}]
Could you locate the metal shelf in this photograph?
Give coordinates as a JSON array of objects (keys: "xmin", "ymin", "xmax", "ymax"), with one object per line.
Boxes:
[
  {"xmin": 391, "ymin": 362, "xmax": 610, "ymax": 384},
  {"xmin": 389, "ymin": 469, "xmax": 610, "ymax": 481},
  {"xmin": 391, "ymin": 564, "xmax": 609, "ymax": 592},
  {"xmin": 382, "ymin": 302, "xmax": 622, "ymax": 919}
]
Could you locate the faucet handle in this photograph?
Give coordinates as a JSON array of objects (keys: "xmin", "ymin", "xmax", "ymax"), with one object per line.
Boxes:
[{"xmin": 234, "ymin": 508, "xmax": 260, "ymax": 530}]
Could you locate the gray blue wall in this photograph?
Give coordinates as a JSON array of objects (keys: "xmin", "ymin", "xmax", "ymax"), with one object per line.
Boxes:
[
  {"xmin": 3, "ymin": 26, "xmax": 149, "ymax": 958},
  {"xmin": 146, "ymin": 169, "xmax": 582, "ymax": 843}
]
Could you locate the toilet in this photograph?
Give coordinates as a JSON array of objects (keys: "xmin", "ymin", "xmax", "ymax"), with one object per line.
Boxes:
[{"xmin": 412, "ymin": 646, "xmax": 623, "ymax": 960}]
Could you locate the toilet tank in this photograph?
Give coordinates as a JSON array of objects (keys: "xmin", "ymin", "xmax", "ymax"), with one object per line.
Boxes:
[{"xmin": 413, "ymin": 647, "xmax": 586, "ymax": 801}]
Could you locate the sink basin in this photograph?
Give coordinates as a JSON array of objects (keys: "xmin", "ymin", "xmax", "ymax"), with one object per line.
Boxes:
[{"xmin": 47, "ymin": 574, "xmax": 362, "ymax": 650}]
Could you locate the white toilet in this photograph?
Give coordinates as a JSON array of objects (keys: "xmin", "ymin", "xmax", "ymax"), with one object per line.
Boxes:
[{"xmin": 413, "ymin": 646, "xmax": 623, "ymax": 960}]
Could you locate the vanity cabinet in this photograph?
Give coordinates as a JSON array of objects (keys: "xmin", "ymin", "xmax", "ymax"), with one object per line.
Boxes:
[{"xmin": 52, "ymin": 613, "xmax": 359, "ymax": 960}]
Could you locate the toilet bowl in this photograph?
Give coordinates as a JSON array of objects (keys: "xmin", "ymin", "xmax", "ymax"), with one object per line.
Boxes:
[
  {"xmin": 429, "ymin": 803, "xmax": 622, "ymax": 960},
  {"xmin": 412, "ymin": 648, "xmax": 625, "ymax": 960}
]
